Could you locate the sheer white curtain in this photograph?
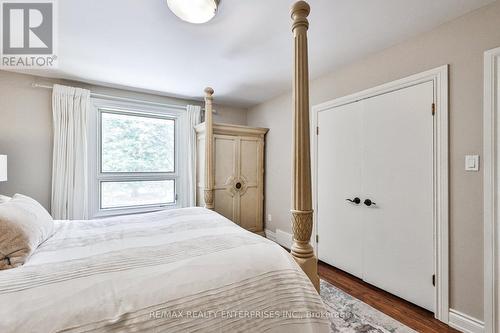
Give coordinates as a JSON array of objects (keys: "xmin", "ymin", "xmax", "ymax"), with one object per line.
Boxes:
[
  {"xmin": 51, "ymin": 84, "xmax": 90, "ymax": 219},
  {"xmin": 184, "ymin": 105, "xmax": 201, "ymax": 206}
]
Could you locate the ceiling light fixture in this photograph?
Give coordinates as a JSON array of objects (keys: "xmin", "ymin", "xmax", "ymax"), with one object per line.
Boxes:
[{"xmin": 167, "ymin": 0, "xmax": 220, "ymax": 24}]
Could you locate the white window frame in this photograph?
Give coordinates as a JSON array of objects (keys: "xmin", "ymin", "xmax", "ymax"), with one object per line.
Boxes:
[{"xmin": 88, "ymin": 98, "xmax": 185, "ymax": 218}]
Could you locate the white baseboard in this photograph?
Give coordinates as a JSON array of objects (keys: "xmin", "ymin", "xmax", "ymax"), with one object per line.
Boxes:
[
  {"xmin": 265, "ymin": 228, "xmax": 292, "ymax": 249},
  {"xmin": 276, "ymin": 229, "xmax": 293, "ymax": 249},
  {"xmin": 449, "ymin": 309, "xmax": 484, "ymax": 333},
  {"xmin": 264, "ymin": 229, "xmax": 276, "ymax": 242}
]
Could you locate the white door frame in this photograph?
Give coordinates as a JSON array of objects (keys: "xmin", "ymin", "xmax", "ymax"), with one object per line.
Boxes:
[
  {"xmin": 484, "ymin": 46, "xmax": 500, "ymax": 333},
  {"xmin": 312, "ymin": 65, "xmax": 449, "ymax": 322}
]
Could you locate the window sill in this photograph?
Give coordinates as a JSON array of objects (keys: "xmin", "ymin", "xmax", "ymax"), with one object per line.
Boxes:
[{"xmin": 91, "ymin": 203, "xmax": 180, "ymax": 219}]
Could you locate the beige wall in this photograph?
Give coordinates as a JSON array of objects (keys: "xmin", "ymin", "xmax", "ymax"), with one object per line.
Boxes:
[
  {"xmin": 213, "ymin": 104, "xmax": 247, "ymax": 125},
  {"xmin": 0, "ymin": 70, "xmax": 247, "ymax": 211},
  {"xmin": 248, "ymin": 1, "xmax": 500, "ymax": 320}
]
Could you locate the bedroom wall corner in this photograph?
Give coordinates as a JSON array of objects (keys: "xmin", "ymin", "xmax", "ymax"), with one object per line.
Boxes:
[{"xmin": 213, "ymin": 104, "xmax": 248, "ymax": 126}]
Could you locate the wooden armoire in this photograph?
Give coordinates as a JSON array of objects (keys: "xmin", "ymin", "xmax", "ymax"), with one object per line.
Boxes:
[{"xmin": 195, "ymin": 123, "xmax": 268, "ymax": 234}]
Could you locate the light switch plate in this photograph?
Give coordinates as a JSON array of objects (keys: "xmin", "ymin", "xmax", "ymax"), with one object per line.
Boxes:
[{"xmin": 465, "ymin": 155, "xmax": 479, "ymax": 171}]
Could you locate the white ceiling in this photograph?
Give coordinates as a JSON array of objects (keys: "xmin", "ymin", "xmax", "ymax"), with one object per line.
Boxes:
[{"xmin": 21, "ymin": 0, "xmax": 494, "ymax": 107}]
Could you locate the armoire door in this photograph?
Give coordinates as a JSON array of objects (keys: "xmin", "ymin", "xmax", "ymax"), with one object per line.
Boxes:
[
  {"xmin": 317, "ymin": 80, "xmax": 435, "ymax": 312},
  {"xmin": 213, "ymin": 134, "xmax": 264, "ymax": 232},
  {"xmin": 213, "ymin": 134, "xmax": 238, "ymax": 221},
  {"xmin": 238, "ymin": 137, "xmax": 263, "ymax": 232}
]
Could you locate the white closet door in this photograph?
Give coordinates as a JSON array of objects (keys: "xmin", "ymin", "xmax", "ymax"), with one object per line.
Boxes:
[
  {"xmin": 361, "ymin": 81, "xmax": 434, "ymax": 311},
  {"xmin": 317, "ymin": 102, "xmax": 364, "ymax": 277}
]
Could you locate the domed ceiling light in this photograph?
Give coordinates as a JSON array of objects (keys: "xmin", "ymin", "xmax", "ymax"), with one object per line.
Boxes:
[{"xmin": 167, "ymin": 0, "xmax": 220, "ymax": 24}]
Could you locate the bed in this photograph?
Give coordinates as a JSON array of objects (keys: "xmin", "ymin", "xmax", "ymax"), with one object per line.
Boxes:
[
  {"xmin": 0, "ymin": 208, "xmax": 328, "ymax": 332},
  {"xmin": 0, "ymin": 1, "xmax": 325, "ymax": 332}
]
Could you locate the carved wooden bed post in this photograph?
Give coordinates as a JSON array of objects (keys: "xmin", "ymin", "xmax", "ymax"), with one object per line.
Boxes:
[
  {"xmin": 290, "ymin": 1, "xmax": 320, "ymax": 291},
  {"xmin": 204, "ymin": 87, "xmax": 215, "ymax": 210}
]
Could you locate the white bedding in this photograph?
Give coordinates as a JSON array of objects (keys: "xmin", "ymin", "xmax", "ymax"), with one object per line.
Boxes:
[{"xmin": 0, "ymin": 207, "xmax": 329, "ymax": 333}]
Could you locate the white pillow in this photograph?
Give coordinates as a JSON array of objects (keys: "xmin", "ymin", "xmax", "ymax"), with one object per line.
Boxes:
[
  {"xmin": 0, "ymin": 194, "xmax": 54, "ymax": 269},
  {"xmin": 0, "ymin": 195, "xmax": 11, "ymax": 204}
]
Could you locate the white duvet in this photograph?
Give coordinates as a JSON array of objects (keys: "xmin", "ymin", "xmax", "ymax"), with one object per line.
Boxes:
[{"xmin": 0, "ymin": 207, "xmax": 329, "ymax": 333}]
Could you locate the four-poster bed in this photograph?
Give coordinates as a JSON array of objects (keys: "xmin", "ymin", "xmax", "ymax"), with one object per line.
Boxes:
[
  {"xmin": 202, "ymin": 87, "xmax": 215, "ymax": 211},
  {"xmin": 200, "ymin": 1, "xmax": 319, "ymax": 291},
  {"xmin": 0, "ymin": 1, "xmax": 327, "ymax": 332}
]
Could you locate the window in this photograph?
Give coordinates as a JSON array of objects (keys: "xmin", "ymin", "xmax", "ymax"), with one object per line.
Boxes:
[
  {"xmin": 89, "ymin": 99, "xmax": 183, "ymax": 217},
  {"xmin": 100, "ymin": 112, "xmax": 175, "ymax": 173}
]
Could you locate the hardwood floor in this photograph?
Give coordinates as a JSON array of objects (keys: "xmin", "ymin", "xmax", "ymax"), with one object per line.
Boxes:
[{"xmin": 318, "ymin": 261, "xmax": 460, "ymax": 333}]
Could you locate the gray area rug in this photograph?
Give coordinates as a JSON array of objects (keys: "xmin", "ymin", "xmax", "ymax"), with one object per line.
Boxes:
[{"xmin": 320, "ymin": 279, "xmax": 417, "ymax": 333}]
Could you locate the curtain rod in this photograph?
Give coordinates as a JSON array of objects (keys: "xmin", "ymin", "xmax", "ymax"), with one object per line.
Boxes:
[{"xmin": 31, "ymin": 83, "xmax": 209, "ymax": 111}]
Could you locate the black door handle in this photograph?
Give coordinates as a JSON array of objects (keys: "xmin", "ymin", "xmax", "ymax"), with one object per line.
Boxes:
[
  {"xmin": 346, "ymin": 197, "xmax": 361, "ymax": 204},
  {"xmin": 364, "ymin": 199, "xmax": 376, "ymax": 207}
]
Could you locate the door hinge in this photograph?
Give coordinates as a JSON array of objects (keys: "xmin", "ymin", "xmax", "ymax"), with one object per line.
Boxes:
[
  {"xmin": 316, "ymin": 235, "xmax": 319, "ymax": 243},
  {"xmin": 432, "ymin": 274, "xmax": 436, "ymax": 286},
  {"xmin": 432, "ymin": 103, "xmax": 436, "ymax": 116},
  {"xmin": 316, "ymin": 126, "xmax": 319, "ymax": 135}
]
